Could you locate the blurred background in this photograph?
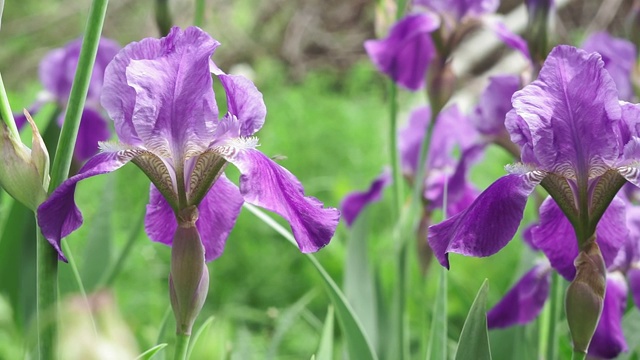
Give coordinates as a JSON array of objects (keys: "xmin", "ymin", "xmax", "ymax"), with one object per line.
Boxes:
[{"xmin": 0, "ymin": 0, "xmax": 637, "ymax": 359}]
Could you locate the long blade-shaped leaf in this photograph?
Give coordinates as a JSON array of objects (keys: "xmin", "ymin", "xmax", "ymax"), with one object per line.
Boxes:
[
  {"xmin": 617, "ymin": 309, "xmax": 640, "ymax": 360},
  {"xmin": 426, "ymin": 267, "xmax": 448, "ymax": 360},
  {"xmin": 455, "ymin": 279, "xmax": 491, "ymax": 360},
  {"xmin": 243, "ymin": 204, "xmax": 378, "ymax": 360},
  {"xmin": 187, "ymin": 316, "xmax": 215, "ymax": 359},
  {"xmin": 134, "ymin": 344, "xmax": 168, "ymax": 360},
  {"xmin": 316, "ymin": 306, "xmax": 334, "ymax": 360},
  {"xmin": 267, "ymin": 292, "xmax": 316, "ymax": 359}
]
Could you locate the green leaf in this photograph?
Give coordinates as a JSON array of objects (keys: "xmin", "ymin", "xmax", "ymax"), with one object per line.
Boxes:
[
  {"xmin": 315, "ymin": 306, "xmax": 334, "ymax": 360},
  {"xmin": 82, "ymin": 176, "xmax": 115, "ymax": 290},
  {"xmin": 617, "ymin": 309, "xmax": 640, "ymax": 360},
  {"xmin": 243, "ymin": 204, "xmax": 378, "ymax": 360},
  {"xmin": 186, "ymin": 316, "xmax": 215, "ymax": 360},
  {"xmin": 267, "ymin": 291, "xmax": 316, "ymax": 359},
  {"xmin": 134, "ymin": 343, "xmax": 168, "ymax": 360},
  {"xmin": 454, "ymin": 279, "xmax": 491, "ymax": 360},
  {"xmin": 426, "ymin": 267, "xmax": 448, "ymax": 360},
  {"xmin": 343, "ymin": 210, "xmax": 378, "ymax": 351}
]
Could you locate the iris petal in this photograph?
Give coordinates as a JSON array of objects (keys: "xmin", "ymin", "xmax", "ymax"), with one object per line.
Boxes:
[
  {"xmin": 37, "ymin": 149, "xmax": 138, "ymax": 261},
  {"xmin": 588, "ymin": 272, "xmax": 628, "ymax": 359},
  {"xmin": 340, "ymin": 169, "xmax": 391, "ymax": 226},
  {"xmin": 428, "ymin": 173, "xmax": 540, "ymax": 268},
  {"xmin": 224, "ymin": 148, "xmax": 340, "ymax": 252}
]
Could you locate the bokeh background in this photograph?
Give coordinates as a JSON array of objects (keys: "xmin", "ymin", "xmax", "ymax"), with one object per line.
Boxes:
[{"xmin": 0, "ymin": 0, "xmax": 637, "ymax": 358}]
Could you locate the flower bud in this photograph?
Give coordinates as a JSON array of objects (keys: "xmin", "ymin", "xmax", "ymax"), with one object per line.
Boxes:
[
  {"xmin": 565, "ymin": 240, "xmax": 606, "ymax": 354},
  {"xmin": 525, "ymin": 0, "xmax": 553, "ymax": 67},
  {"xmin": 170, "ymin": 206, "xmax": 209, "ymax": 335},
  {"xmin": 0, "ymin": 110, "xmax": 49, "ymax": 210}
]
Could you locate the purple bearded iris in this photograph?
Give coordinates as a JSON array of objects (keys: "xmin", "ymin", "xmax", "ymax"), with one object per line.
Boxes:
[
  {"xmin": 36, "ymin": 26, "xmax": 340, "ymax": 262},
  {"xmin": 15, "ymin": 37, "xmax": 120, "ymax": 162},
  {"xmin": 428, "ymin": 45, "xmax": 640, "ymax": 269}
]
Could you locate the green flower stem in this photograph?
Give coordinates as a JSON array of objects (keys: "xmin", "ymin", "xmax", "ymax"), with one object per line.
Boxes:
[
  {"xmin": 194, "ymin": 0, "xmax": 205, "ymax": 27},
  {"xmin": 542, "ymin": 272, "xmax": 562, "ymax": 360},
  {"xmin": 0, "ymin": 73, "xmax": 18, "ymax": 136},
  {"xmin": 174, "ymin": 333, "xmax": 190, "ymax": 360},
  {"xmin": 36, "ymin": 224, "xmax": 58, "ymax": 360},
  {"xmin": 155, "ymin": 0, "xmax": 173, "ymax": 36},
  {"xmin": 572, "ymin": 350, "xmax": 586, "ymax": 360},
  {"xmin": 37, "ymin": 0, "xmax": 109, "ymax": 358},
  {"xmin": 388, "ymin": 82, "xmax": 403, "ymax": 219}
]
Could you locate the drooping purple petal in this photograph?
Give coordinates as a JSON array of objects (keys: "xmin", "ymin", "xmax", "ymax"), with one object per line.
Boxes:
[
  {"xmin": 414, "ymin": 0, "xmax": 499, "ymax": 20},
  {"xmin": 428, "ymin": 173, "xmax": 540, "ymax": 268},
  {"xmin": 629, "ymin": 265, "xmax": 640, "ymax": 309},
  {"xmin": 471, "ymin": 75, "xmax": 520, "ymax": 136},
  {"xmin": 102, "ymin": 27, "xmax": 219, "ymax": 152},
  {"xmin": 217, "ymin": 74, "xmax": 267, "ymax": 137},
  {"xmin": 617, "ymin": 102, "xmax": 640, "ymax": 156},
  {"xmin": 39, "ymin": 37, "xmax": 120, "ymax": 104},
  {"xmin": 37, "ymin": 149, "xmax": 137, "ymax": 261},
  {"xmin": 224, "ymin": 147, "xmax": 340, "ymax": 252},
  {"xmin": 505, "ymin": 45, "xmax": 621, "ymax": 178},
  {"xmin": 490, "ymin": 22, "xmax": 531, "ymax": 61},
  {"xmin": 364, "ymin": 13, "xmax": 440, "ymax": 91},
  {"xmin": 71, "ymin": 108, "xmax": 111, "ymax": 162},
  {"xmin": 588, "ymin": 272, "xmax": 628, "ymax": 359},
  {"xmin": 532, "ymin": 196, "xmax": 628, "ymax": 280},
  {"xmin": 583, "ymin": 32, "xmax": 636, "ymax": 101},
  {"xmin": 487, "ymin": 263, "xmax": 551, "ymax": 328},
  {"xmin": 340, "ymin": 169, "xmax": 392, "ymax": 227},
  {"xmin": 146, "ymin": 175, "xmax": 244, "ymax": 261}
]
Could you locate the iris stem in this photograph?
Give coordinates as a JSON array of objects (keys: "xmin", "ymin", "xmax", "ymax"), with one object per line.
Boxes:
[
  {"xmin": 36, "ymin": 224, "xmax": 58, "ymax": 360},
  {"xmin": 544, "ymin": 272, "xmax": 562, "ymax": 360},
  {"xmin": 194, "ymin": 0, "xmax": 205, "ymax": 27},
  {"xmin": 0, "ymin": 73, "xmax": 18, "ymax": 136},
  {"xmin": 38, "ymin": 0, "xmax": 109, "ymax": 358},
  {"xmin": 174, "ymin": 333, "xmax": 190, "ymax": 360},
  {"xmin": 388, "ymin": 81, "xmax": 403, "ymax": 219},
  {"xmin": 155, "ymin": 0, "xmax": 173, "ymax": 36}
]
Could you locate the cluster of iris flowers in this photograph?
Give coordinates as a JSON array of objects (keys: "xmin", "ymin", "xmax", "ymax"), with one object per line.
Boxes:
[{"xmin": 2, "ymin": 0, "xmax": 640, "ymax": 358}]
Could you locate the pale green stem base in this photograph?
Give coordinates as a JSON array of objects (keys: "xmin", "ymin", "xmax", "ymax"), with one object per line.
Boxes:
[
  {"xmin": 174, "ymin": 333, "xmax": 191, "ymax": 360},
  {"xmin": 36, "ymin": 226, "xmax": 58, "ymax": 360}
]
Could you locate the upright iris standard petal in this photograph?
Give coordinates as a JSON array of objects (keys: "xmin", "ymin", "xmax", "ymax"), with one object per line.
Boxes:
[
  {"xmin": 102, "ymin": 27, "xmax": 220, "ymax": 149},
  {"xmin": 588, "ymin": 272, "xmax": 629, "ymax": 359},
  {"xmin": 487, "ymin": 263, "xmax": 551, "ymax": 328},
  {"xmin": 217, "ymin": 74, "xmax": 267, "ymax": 137},
  {"xmin": 428, "ymin": 173, "xmax": 541, "ymax": 268},
  {"xmin": 532, "ymin": 196, "xmax": 628, "ymax": 280},
  {"xmin": 471, "ymin": 75, "xmax": 520, "ymax": 136},
  {"xmin": 145, "ymin": 175, "xmax": 244, "ymax": 262},
  {"xmin": 399, "ymin": 106, "xmax": 431, "ymax": 175},
  {"xmin": 37, "ymin": 150, "xmax": 138, "ymax": 261},
  {"xmin": 224, "ymin": 148, "xmax": 340, "ymax": 252},
  {"xmin": 505, "ymin": 45, "xmax": 620, "ymax": 177},
  {"xmin": 582, "ymin": 32, "xmax": 636, "ymax": 101},
  {"xmin": 364, "ymin": 13, "xmax": 440, "ymax": 91},
  {"xmin": 340, "ymin": 169, "xmax": 392, "ymax": 227},
  {"xmin": 71, "ymin": 108, "xmax": 112, "ymax": 162},
  {"xmin": 124, "ymin": 27, "xmax": 218, "ymax": 158}
]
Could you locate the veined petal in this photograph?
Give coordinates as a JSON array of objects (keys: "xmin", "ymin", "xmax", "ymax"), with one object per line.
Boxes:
[
  {"xmin": 428, "ymin": 173, "xmax": 540, "ymax": 268},
  {"xmin": 37, "ymin": 149, "xmax": 137, "ymax": 261},
  {"xmin": 340, "ymin": 168, "xmax": 392, "ymax": 226},
  {"xmin": 471, "ymin": 75, "xmax": 520, "ymax": 136},
  {"xmin": 217, "ymin": 73, "xmax": 267, "ymax": 137},
  {"xmin": 583, "ymin": 32, "xmax": 636, "ymax": 101},
  {"xmin": 505, "ymin": 45, "xmax": 620, "ymax": 178},
  {"xmin": 487, "ymin": 263, "xmax": 551, "ymax": 328},
  {"xmin": 364, "ymin": 13, "xmax": 440, "ymax": 91},
  {"xmin": 146, "ymin": 175, "xmax": 243, "ymax": 261},
  {"xmin": 223, "ymin": 147, "xmax": 340, "ymax": 252},
  {"xmin": 72, "ymin": 108, "xmax": 111, "ymax": 162},
  {"xmin": 102, "ymin": 27, "xmax": 218, "ymax": 153},
  {"xmin": 588, "ymin": 272, "xmax": 628, "ymax": 359},
  {"xmin": 532, "ymin": 196, "xmax": 628, "ymax": 280}
]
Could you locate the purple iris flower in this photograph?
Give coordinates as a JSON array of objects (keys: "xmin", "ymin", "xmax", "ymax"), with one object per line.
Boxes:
[
  {"xmin": 428, "ymin": 45, "xmax": 640, "ymax": 269},
  {"xmin": 36, "ymin": 26, "xmax": 340, "ymax": 262},
  {"xmin": 365, "ymin": 12, "xmax": 441, "ymax": 91},
  {"xmin": 340, "ymin": 169, "xmax": 392, "ymax": 227},
  {"xmin": 15, "ymin": 37, "xmax": 120, "ymax": 162},
  {"xmin": 582, "ymin": 32, "xmax": 637, "ymax": 101},
  {"xmin": 470, "ymin": 74, "xmax": 521, "ymax": 142}
]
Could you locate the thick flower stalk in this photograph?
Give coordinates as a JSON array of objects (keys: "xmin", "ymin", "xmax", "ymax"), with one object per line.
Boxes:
[
  {"xmin": 37, "ymin": 25, "xmax": 339, "ymax": 299},
  {"xmin": 15, "ymin": 37, "xmax": 120, "ymax": 162},
  {"xmin": 428, "ymin": 45, "xmax": 640, "ymax": 352}
]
